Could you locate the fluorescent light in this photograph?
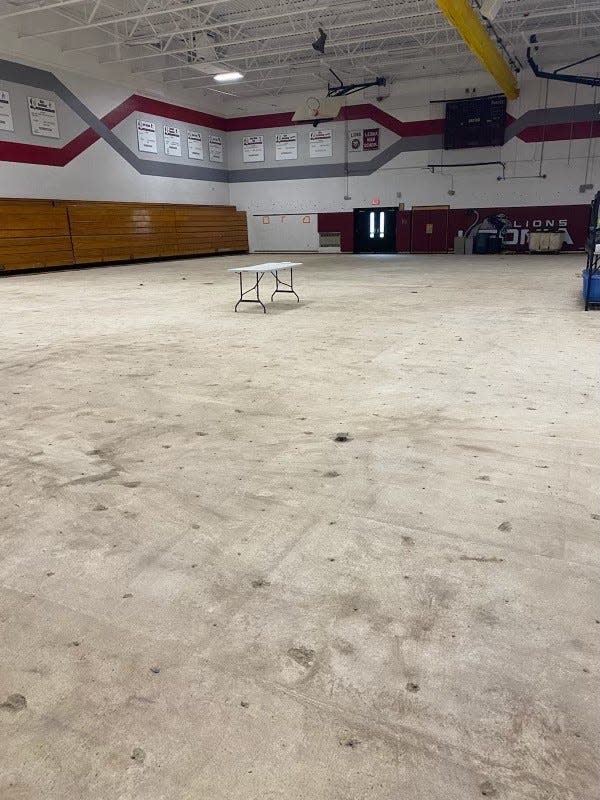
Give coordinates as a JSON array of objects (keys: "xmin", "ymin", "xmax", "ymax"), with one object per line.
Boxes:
[{"xmin": 214, "ymin": 71, "xmax": 244, "ymax": 83}]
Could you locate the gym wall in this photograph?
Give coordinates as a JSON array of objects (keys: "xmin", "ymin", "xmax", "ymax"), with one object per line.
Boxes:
[
  {"xmin": 1, "ymin": 54, "xmax": 598, "ymax": 254},
  {"xmin": 0, "ymin": 57, "xmax": 229, "ymax": 205},
  {"xmin": 227, "ymin": 75, "xmax": 599, "ymax": 253}
]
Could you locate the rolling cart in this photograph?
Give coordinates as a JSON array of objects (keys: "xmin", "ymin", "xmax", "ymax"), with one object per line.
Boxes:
[{"xmin": 583, "ymin": 191, "xmax": 600, "ymax": 311}]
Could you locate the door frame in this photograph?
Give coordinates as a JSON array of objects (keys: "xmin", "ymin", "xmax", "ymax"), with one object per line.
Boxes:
[
  {"xmin": 353, "ymin": 207, "xmax": 398, "ymax": 254},
  {"xmin": 410, "ymin": 205, "xmax": 450, "ymax": 254}
]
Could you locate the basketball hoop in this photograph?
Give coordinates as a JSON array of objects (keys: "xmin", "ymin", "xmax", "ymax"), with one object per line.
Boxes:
[{"xmin": 306, "ymin": 97, "xmax": 321, "ymax": 118}]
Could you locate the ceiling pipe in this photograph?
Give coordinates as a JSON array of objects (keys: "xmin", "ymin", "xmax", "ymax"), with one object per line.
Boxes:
[
  {"xmin": 174, "ymin": 48, "xmax": 474, "ymax": 90},
  {"xmin": 16, "ymin": 0, "xmax": 241, "ymax": 37},
  {"xmin": 101, "ymin": 6, "xmax": 440, "ymax": 66},
  {"xmin": 436, "ymin": 0, "xmax": 519, "ymax": 98},
  {"xmin": 0, "ymin": 0, "xmax": 86, "ymax": 21}
]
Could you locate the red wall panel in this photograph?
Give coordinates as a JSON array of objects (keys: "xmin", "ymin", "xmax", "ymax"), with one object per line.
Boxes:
[
  {"xmin": 318, "ymin": 212, "xmax": 354, "ymax": 252},
  {"xmin": 448, "ymin": 205, "xmax": 589, "ymax": 251},
  {"xmin": 319, "ymin": 204, "xmax": 589, "ymax": 254},
  {"xmin": 411, "ymin": 208, "xmax": 449, "ymax": 253},
  {"xmin": 396, "ymin": 211, "xmax": 412, "ymax": 252}
]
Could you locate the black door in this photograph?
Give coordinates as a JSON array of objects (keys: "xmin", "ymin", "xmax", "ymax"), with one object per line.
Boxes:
[{"xmin": 354, "ymin": 207, "xmax": 397, "ymax": 253}]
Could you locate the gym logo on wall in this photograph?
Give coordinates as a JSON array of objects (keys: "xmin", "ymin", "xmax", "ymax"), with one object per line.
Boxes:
[{"xmin": 503, "ymin": 218, "xmax": 574, "ymax": 246}]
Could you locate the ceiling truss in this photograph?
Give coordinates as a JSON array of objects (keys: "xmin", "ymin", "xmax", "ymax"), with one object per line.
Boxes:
[{"xmin": 1, "ymin": 0, "xmax": 600, "ymax": 99}]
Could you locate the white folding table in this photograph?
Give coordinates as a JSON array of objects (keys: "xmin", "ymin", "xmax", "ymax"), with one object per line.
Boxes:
[{"xmin": 228, "ymin": 262, "xmax": 302, "ymax": 313}]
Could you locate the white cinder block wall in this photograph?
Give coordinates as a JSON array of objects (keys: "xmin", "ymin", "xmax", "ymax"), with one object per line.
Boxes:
[
  {"xmin": 227, "ymin": 73, "xmax": 600, "ymax": 215},
  {"xmin": 0, "ymin": 54, "xmax": 230, "ymax": 205},
  {"xmin": 1, "ymin": 49, "xmax": 598, "ymax": 230}
]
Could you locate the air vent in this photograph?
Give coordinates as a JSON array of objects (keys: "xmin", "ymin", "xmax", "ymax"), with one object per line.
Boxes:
[{"xmin": 319, "ymin": 232, "xmax": 341, "ymax": 248}]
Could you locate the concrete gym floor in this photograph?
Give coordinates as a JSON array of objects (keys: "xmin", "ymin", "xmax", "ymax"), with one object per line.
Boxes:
[{"xmin": 0, "ymin": 252, "xmax": 598, "ymax": 800}]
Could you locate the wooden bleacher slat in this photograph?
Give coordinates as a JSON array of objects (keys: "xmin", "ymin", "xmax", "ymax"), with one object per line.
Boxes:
[
  {"xmin": 0, "ymin": 200, "xmax": 74, "ymax": 271},
  {"xmin": 0, "ymin": 198, "xmax": 248, "ymax": 271}
]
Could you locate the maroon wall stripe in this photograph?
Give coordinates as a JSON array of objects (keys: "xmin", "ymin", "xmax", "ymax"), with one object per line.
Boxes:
[
  {"xmin": 518, "ymin": 120, "xmax": 600, "ymax": 143},
  {"xmin": 0, "ymin": 89, "xmax": 598, "ymax": 168},
  {"xmin": 131, "ymin": 94, "xmax": 228, "ymax": 131},
  {"xmin": 318, "ymin": 204, "xmax": 590, "ymax": 253},
  {"xmin": 226, "ymin": 111, "xmax": 296, "ymax": 131}
]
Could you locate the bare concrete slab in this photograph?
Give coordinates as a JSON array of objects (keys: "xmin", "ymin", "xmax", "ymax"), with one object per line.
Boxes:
[{"xmin": 0, "ymin": 253, "xmax": 598, "ymax": 800}]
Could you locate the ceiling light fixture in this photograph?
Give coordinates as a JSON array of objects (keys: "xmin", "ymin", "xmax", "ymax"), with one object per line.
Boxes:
[{"xmin": 213, "ymin": 71, "xmax": 244, "ymax": 82}]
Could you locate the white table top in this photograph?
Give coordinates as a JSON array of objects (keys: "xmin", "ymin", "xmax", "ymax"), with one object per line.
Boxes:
[{"xmin": 228, "ymin": 262, "xmax": 302, "ymax": 274}]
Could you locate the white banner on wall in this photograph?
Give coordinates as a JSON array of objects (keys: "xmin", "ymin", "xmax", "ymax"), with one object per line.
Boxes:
[
  {"xmin": 309, "ymin": 129, "xmax": 333, "ymax": 158},
  {"xmin": 0, "ymin": 89, "xmax": 14, "ymax": 132},
  {"xmin": 137, "ymin": 119, "xmax": 158, "ymax": 153},
  {"xmin": 209, "ymin": 134, "xmax": 224, "ymax": 163},
  {"xmin": 187, "ymin": 130, "xmax": 204, "ymax": 160},
  {"xmin": 28, "ymin": 97, "xmax": 59, "ymax": 138},
  {"xmin": 242, "ymin": 134, "xmax": 265, "ymax": 162},
  {"xmin": 275, "ymin": 132, "xmax": 298, "ymax": 161},
  {"xmin": 163, "ymin": 125, "xmax": 182, "ymax": 157},
  {"xmin": 348, "ymin": 129, "xmax": 362, "ymax": 152}
]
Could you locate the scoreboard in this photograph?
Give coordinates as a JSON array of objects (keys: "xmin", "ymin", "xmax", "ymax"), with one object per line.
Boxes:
[{"xmin": 443, "ymin": 94, "xmax": 506, "ymax": 150}]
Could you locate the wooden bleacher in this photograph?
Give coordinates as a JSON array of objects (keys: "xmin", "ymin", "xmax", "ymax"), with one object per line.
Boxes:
[{"xmin": 0, "ymin": 198, "xmax": 248, "ymax": 272}]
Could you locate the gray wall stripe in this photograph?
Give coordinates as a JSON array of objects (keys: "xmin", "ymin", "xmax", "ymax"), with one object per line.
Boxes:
[
  {"xmin": 228, "ymin": 134, "xmax": 445, "ymax": 183},
  {"xmin": 1, "ymin": 59, "xmax": 598, "ymax": 185},
  {"xmin": 505, "ymin": 103, "xmax": 599, "ymax": 140},
  {"xmin": 0, "ymin": 57, "xmax": 229, "ymax": 183}
]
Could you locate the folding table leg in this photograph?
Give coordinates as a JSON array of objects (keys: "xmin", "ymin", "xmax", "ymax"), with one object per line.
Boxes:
[
  {"xmin": 235, "ymin": 271, "xmax": 267, "ymax": 313},
  {"xmin": 270, "ymin": 268, "xmax": 300, "ymax": 303}
]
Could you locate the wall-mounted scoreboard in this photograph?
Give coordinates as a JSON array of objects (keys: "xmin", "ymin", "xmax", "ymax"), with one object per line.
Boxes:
[{"xmin": 443, "ymin": 94, "xmax": 507, "ymax": 150}]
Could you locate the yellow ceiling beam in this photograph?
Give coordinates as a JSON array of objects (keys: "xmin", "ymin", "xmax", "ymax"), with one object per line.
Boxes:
[{"xmin": 436, "ymin": 0, "xmax": 519, "ymax": 99}]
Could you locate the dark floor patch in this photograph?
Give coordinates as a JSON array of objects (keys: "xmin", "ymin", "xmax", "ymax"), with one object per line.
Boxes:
[
  {"xmin": 401, "ymin": 535, "xmax": 415, "ymax": 545},
  {"xmin": 251, "ymin": 578, "xmax": 270, "ymax": 589},
  {"xmin": 476, "ymin": 607, "xmax": 500, "ymax": 626},
  {"xmin": 240, "ymin": 700, "xmax": 250, "ymax": 708},
  {"xmin": 323, "ymin": 470, "xmax": 340, "ymax": 478},
  {"xmin": 122, "ymin": 593, "xmax": 133, "ymax": 598},
  {"xmin": 478, "ymin": 475, "xmax": 490, "ymax": 481},
  {"xmin": 460, "ymin": 555, "xmax": 504, "ymax": 563},
  {"xmin": 591, "ymin": 513, "xmax": 600, "ymax": 521},
  {"xmin": 149, "ymin": 666, "xmax": 160, "ymax": 674},
  {"xmin": 406, "ymin": 682, "xmax": 420, "ymax": 693},
  {"xmin": 1, "ymin": 693, "xmax": 27, "ymax": 711},
  {"xmin": 497, "ymin": 521, "xmax": 512, "ymax": 532},
  {"xmin": 339, "ymin": 736, "xmax": 360, "ymax": 748},
  {"xmin": 287, "ymin": 646, "xmax": 316, "ymax": 668},
  {"xmin": 480, "ymin": 780, "xmax": 497, "ymax": 797},
  {"xmin": 131, "ymin": 747, "xmax": 145, "ymax": 763},
  {"xmin": 332, "ymin": 638, "xmax": 355, "ymax": 655},
  {"xmin": 333, "ymin": 432, "xmax": 351, "ymax": 443},
  {"xmin": 93, "ymin": 503, "xmax": 108, "ymax": 512},
  {"xmin": 65, "ymin": 468, "xmax": 120, "ymax": 486},
  {"xmin": 122, "ymin": 480, "xmax": 141, "ymax": 488}
]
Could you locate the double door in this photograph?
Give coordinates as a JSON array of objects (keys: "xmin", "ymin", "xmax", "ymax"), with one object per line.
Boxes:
[{"xmin": 354, "ymin": 208, "xmax": 397, "ymax": 253}]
